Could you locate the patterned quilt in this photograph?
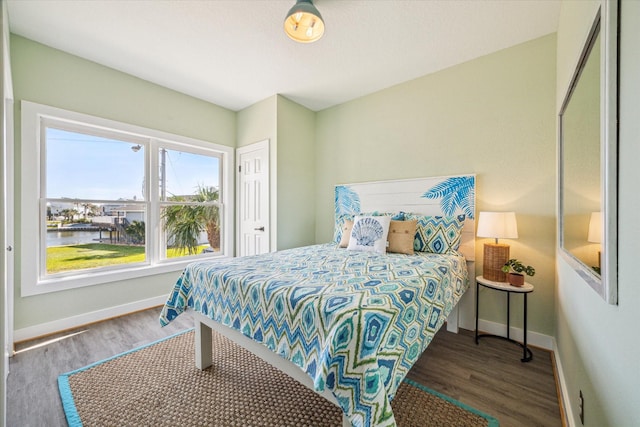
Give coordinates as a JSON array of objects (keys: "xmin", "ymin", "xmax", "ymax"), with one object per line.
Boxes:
[{"xmin": 159, "ymin": 243, "xmax": 468, "ymax": 427}]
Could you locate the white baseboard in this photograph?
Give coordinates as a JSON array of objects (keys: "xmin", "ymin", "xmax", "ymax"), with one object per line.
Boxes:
[
  {"xmin": 552, "ymin": 337, "xmax": 574, "ymax": 427},
  {"xmin": 12, "ymin": 295, "xmax": 167, "ymax": 344},
  {"xmin": 477, "ymin": 318, "xmax": 553, "ymax": 350}
]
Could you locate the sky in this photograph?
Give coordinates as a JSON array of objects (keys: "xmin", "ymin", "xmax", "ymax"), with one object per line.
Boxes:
[{"xmin": 46, "ymin": 128, "xmax": 220, "ymax": 201}]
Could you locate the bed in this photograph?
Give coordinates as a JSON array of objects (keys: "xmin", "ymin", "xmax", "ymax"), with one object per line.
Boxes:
[{"xmin": 160, "ymin": 174, "xmax": 476, "ymax": 427}]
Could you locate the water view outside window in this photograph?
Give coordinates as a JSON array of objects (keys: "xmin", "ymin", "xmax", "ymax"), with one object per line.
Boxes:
[{"xmin": 44, "ymin": 125, "xmax": 221, "ymax": 276}]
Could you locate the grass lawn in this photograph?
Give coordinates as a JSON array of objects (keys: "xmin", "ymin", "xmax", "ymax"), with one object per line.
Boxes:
[{"xmin": 47, "ymin": 243, "xmax": 209, "ymax": 274}]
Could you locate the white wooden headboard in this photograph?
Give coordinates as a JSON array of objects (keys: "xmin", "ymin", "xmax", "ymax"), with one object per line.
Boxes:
[{"xmin": 334, "ymin": 174, "xmax": 476, "ymax": 261}]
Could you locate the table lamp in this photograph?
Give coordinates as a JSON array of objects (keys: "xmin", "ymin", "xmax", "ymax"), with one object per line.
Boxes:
[{"xmin": 477, "ymin": 211, "xmax": 518, "ymax": 282}]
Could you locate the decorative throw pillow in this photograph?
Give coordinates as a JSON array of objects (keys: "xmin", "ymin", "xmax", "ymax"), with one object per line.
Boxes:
[
  {"xmin": 334, "ymin": 212, "xmax": 402, "ymax": 244},
  {"xmin": 387, "ymin": 219, "xmax": 417, "ymax": 255},
  {"xmin": 338, "ymin": 220, "xmax": 354, "ymax": 248},
  {"xmin": 405, "ymin": 214, "xmax": 464, "ymax": 254},
  {"xmin": 347, "ymin": 215, "xmax": 391, "ymax": 254}
]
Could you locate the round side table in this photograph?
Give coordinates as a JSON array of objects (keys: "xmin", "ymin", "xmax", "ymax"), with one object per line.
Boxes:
[{"xmin": 475, "ymin": 275, "xmax": 534, "ymax": 362}]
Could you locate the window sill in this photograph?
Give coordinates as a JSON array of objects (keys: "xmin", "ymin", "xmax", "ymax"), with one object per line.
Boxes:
[{"xmin": 22, "ymin": 255, "xmax": 231, "ymax": 297}]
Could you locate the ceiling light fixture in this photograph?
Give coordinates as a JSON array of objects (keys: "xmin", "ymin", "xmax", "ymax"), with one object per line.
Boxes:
[{"xmin": 284, "ymin": 0, "xmax": 325, "ymax": 43}]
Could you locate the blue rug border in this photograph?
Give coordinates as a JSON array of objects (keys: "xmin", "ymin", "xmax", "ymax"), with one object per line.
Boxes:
[
  {"xmin": 58, "ymin": 328, "xmax": 498, "ymax": 427},
  {"xmin": 402, "ymin": 378, "xmax": 500, "ymax": 427},
  {"xmin": 57, "ymin": 328, "xmax": 193, "ymax": 427}
]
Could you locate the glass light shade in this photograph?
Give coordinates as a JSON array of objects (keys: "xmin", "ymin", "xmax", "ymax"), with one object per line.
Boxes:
[
  {"xmin": 476, "ymin": 211, "xmax": 518, "ymax": 241},
  {"xmin": 284, "ymin": 0, "xmax": 324, "ymax": 43},
  {"xmin": 588, "ymin": 212, "xmax": 602, "ymax": 243}
]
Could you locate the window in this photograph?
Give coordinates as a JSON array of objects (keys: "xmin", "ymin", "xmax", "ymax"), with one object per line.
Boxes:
[
  {"xmin": 44, "ymin": 124, "xmax": 148, "ymax": 275},
  {"xmin": 21, "ymin": 101, "xmax": 234, "ymax": 296}
]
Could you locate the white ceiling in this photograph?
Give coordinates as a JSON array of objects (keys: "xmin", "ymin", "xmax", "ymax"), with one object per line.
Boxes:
[{"xmin": 6, "ymin": 0, "xmax": 560, "ymax": 112}]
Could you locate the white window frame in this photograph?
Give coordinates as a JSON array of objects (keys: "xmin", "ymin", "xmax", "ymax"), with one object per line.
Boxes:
[{"xmin": 20, "ymin": 101, "xmax": 234, "ymax": 296}]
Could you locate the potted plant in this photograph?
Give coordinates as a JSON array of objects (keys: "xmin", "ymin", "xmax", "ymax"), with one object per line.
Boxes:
[{"xmin": 501, "ymin": 258, "xmax": 535, "ymax": 287}]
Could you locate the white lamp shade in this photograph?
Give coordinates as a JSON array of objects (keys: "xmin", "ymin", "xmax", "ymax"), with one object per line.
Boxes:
[
  {"xmin": 476, "ymin": 211, "xmax": 518, "ymax": 239},
  {"xmin": 588, "ymin": 212, "xmax": 602, "ymax": 243}
]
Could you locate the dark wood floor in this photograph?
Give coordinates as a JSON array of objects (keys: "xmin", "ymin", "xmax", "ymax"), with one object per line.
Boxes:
[
  {"xmin": 407, "ymin": 329, "xmax": 563, "ymax": 427},
  {"xmin": 7, "ymin": 308, "xmax": 562, "ymax": 427}
]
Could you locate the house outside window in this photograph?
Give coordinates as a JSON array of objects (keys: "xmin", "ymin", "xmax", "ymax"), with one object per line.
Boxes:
[{"xmin": 21, "ymin": 101, "xmax": 234, "ymax": 296}]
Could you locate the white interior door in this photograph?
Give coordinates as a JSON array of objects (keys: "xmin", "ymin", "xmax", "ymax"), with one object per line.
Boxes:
[{"xmin": 237, "ymin": 140, "xmax": 270, "ymax": 256}]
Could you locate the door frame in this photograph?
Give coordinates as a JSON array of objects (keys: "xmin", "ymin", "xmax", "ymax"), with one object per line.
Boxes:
[
  {"xmin": 236, "ymin": 139, "xmax": 271, "ymax": 256},
  {"xmin": 2, "ymin": 3, "xmax": 14, "ymax": 422},
  {"xmin": 3, "ymin": 98, "xmax": 13, "ymax": 354}
]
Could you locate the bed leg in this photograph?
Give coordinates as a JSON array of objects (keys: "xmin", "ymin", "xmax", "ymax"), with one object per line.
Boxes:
[
  {"xmin": 195, "ymin": 320, "xmax": 213, "ymax": 370},
  {"xmin": 446, "ymin": 304, "xmax": 459, "ymax": 333}
]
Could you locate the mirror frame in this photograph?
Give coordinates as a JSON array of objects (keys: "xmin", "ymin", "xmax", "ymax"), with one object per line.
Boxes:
[{"xmin": 558, "ymin": 1, "xmax": 618, "ymax": 304}]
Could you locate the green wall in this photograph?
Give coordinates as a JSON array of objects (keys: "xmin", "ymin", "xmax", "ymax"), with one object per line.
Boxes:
[
  {"xmin": 237, "ymin": 94, "xmax": 316, "ymax": 251},
  {"xmin": 10, "ymin": 35, "xmax": 236, "ymax": 331},
  {"xmin": 315, "ymin": 34, "xmax": 557, "ymax": 336},
  {"xmin": 275, "ymin": 95, "xmax": 315, "ymax": 250},
  {"xmin": 237, "ymin": 95, "xmax": 278, "ymax": 252},
  {"xmin": 555, "ymin": 1, "xmax": 640, "ymax": 425},
  {"xmin": 237, "ymin": 95, "xmax": 277, "ymax": 150}
]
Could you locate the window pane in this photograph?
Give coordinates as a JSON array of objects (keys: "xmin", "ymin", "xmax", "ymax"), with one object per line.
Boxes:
[
  {"xmin": 160, "ymin": 148, "xmax": 220, "ymax": 201},
  {"xmin": 162, "ymin": 203, "xmax": 220, "ymax": 259},
  {"xmin": 45, "ymin": 203, "xmax": 147, "ymax": 274},
  {"xmin": 46, "ymin": 127, "xmax": 145, "ymax": 201}
]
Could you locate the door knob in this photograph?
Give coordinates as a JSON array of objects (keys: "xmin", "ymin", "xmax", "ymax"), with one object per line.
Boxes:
[{"xmin": 254, "ymin": 226, "xmax": 265, "ymax": 231}]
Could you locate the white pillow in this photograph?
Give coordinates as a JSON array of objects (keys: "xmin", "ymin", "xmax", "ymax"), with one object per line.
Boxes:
[{"xmin": 347, "ymin": 215, "xmax": 391, "ymax": 254}]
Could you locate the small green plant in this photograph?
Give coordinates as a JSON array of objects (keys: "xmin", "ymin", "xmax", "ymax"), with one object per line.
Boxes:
[{"xmin": 502, "ymin": 258, "xmax": 535, "ymax": 277}]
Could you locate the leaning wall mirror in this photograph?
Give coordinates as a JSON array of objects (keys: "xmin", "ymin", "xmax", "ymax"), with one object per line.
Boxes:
[{"xmin": 558, "ymin": 2, "xmax": 618, "ymax": 304}]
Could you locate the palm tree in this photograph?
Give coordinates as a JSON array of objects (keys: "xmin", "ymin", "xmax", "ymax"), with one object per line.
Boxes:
[
  {"xmin": 125, "ymin": 220, "xmax": 145, "ymax": 245},
  {"xmin": 162, "ymin": 185, "xmax": 220, "ymax": 255},
  {"xmin": 60, "ymin": 208, "xmax": 78, "ymax": 223}
]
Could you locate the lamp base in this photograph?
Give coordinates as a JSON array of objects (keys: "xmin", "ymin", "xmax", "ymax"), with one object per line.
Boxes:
[{"xmin": 482, "ymin": 243, "xmax": 509, "ymax": 282}]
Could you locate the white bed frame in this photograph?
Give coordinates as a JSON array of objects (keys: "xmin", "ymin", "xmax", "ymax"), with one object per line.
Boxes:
[
  {"xmin": 195, "ymin": 312, "xmax": 352, "ymax": 426},
  {"xmin": 194, "ymin": 174, "xmax": 476, "ymax": 426}
]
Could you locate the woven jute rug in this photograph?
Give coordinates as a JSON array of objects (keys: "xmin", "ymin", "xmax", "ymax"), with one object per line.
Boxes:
[{"xmin": 58, "ymin": 329, "xmax": 498, "ymax": 427}]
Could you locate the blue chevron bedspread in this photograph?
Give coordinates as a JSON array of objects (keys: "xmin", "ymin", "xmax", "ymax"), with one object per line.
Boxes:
[{"xmin": 159, "ymin": 243, "xmax": 468, "ymax": 427}]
